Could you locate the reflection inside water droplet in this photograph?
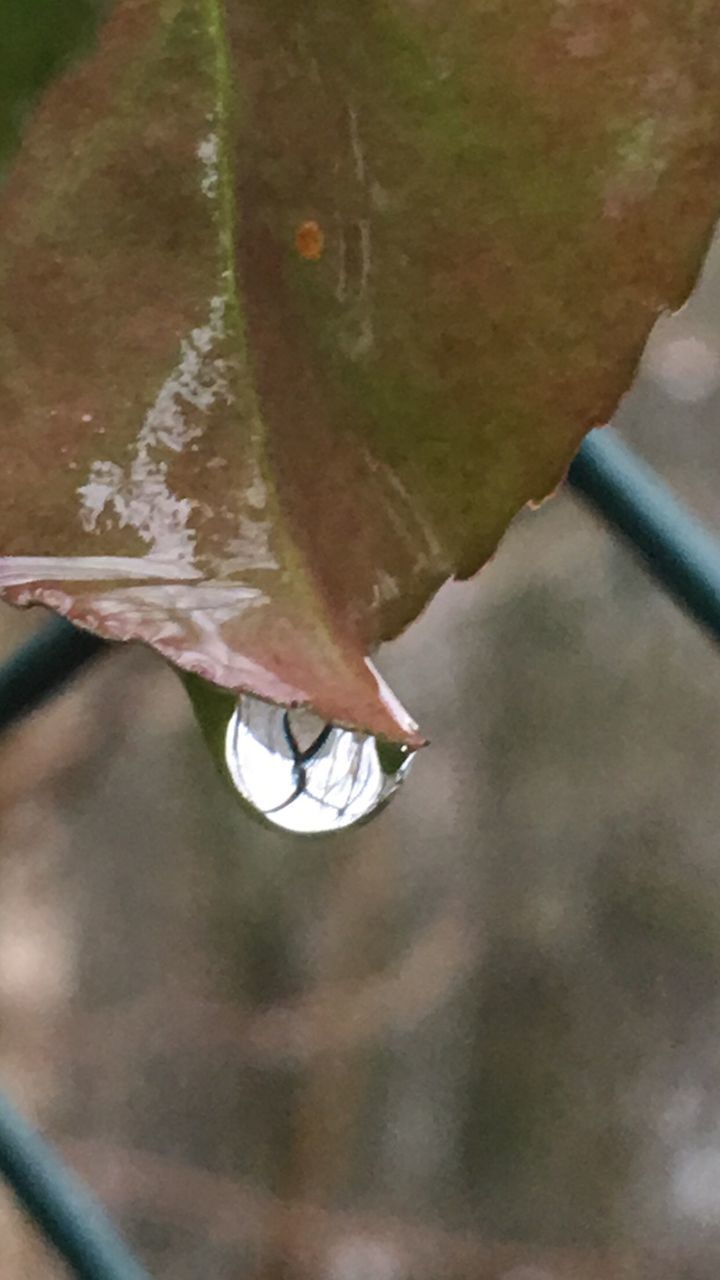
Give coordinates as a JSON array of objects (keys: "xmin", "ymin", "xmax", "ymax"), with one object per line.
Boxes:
[{"xmin": 225, "ymin": 695, "xmax": 414, "ymax": 835}]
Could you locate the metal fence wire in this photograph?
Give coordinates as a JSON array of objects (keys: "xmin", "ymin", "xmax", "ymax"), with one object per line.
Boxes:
[{"xmin": 0, "ymin": 425, "xmax": 719, "ymax": 1277}]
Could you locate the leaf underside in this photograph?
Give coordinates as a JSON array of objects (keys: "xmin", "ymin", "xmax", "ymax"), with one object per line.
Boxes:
[{"xmin": 1, "ymin": 0, "xmax": 719, "ymax": 742}]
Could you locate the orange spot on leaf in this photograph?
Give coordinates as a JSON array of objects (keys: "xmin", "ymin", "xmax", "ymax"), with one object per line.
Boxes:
[{"xmin": 295, "ymin": 220, "xmax": 325, "ymax": 261}]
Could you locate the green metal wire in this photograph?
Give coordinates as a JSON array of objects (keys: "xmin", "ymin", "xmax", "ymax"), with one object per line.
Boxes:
[
  {"xmin": 0, "ymin": 615, "xmax": 106, "ymax": 732},
  {"xmin": 568, "ymin": 427, "xmax": 720, "ymax": 639},
  {"xmin": 0, "ymin": 1090, "xmax": 150, "ymax": 1279}
]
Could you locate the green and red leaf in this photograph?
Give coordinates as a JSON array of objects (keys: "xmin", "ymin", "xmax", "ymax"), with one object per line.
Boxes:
[{"xmin": 1, "ymin": 0, "xmax": 719, "ymax": 740}]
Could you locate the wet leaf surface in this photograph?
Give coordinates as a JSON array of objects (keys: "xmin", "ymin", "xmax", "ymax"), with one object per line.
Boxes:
[{"xmin": 1, "ymin": 0, "xmax": 720, "ymax": 740}]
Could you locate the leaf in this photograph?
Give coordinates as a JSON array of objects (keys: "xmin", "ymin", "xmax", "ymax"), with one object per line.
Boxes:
[
  {"xmin": 0, "ymin": 0, "xmax": 103, "ymax": 174},
  {"xmin": 1, "ymin": 0, "xmax": 720, "ymax": 743}
]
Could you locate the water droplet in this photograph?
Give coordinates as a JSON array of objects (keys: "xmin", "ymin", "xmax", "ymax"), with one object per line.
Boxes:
[{"xmin": 225, "ymin": 695, "xmax": 414, "ymax": 835}]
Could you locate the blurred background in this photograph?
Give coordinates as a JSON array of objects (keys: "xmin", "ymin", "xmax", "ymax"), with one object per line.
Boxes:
[{"xmin": 2, "ymin": 248, "xmax": 720, "ymax": 1278}]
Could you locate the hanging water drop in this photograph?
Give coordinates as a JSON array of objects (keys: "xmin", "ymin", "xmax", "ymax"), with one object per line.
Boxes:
[{"xmin": 224, "ymin": 694, "xmax": 414, "ymax": 834}]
